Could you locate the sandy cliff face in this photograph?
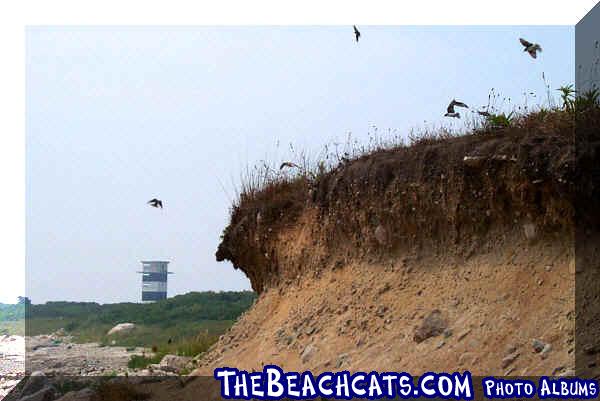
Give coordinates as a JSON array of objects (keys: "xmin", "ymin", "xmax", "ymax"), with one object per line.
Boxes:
[
  {"xmin": 199, "ymin": 237, "xmax": 573, "ymax": 376},
  {"xmin": 198, "ymin": 110, "xmax": 599, "ymax": 376}
]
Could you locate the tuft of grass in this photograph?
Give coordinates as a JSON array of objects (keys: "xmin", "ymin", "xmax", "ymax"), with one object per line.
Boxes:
[
  {"xmin": 127, "ymin": 354, "xmax": 161, "ymax": 370},
  {"xmin": 558, "ymin": 84, "xmax": 576, "ymax": 112},
  {"xmin": 485, "ymin": 111, "xmax": 516, "ymax": 129},
  {"xmin": 127, "ymin": 332, "xmax": 216, "ymax": 370},
  {"xmin": 574, "ymin": 89, "xmax": 600, "ymax": 112}
]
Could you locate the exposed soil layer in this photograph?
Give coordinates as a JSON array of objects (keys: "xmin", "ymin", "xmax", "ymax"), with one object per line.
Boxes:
[
  {"xmin": 217, "ymin": 111, "xmax": 577, "ymax": 294},
  {"xmin": 206, "ymin": 109, "xmax": 600, "ymax": 376},
  {"xmin": 201, "ymin": 237, "xmax": 574, "ymax": 376}
]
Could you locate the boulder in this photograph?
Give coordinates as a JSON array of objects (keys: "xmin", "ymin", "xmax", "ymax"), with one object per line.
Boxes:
[
  {"xmin": 159, "ymin": 354, "xmax": 192, "ymax": 372},
  {"xmin": 300, "ymin": 344, "xmax": 316, "ymax": 363},
  {"xmin": 106, "ymin": 323, "xmax": 136, "ymax": 336},
  {"xmin": 413, "ymin": 310, "xmax": 447, "ymax": 343},
  {"xmin": 21, "ymin": 372, "xmax": 47, "ymax": 397},
  {"xmin": 540, "ymin": 343, "xmax": 553, "ymax": 359},
  {"xmin": 532, "ymin": 338, "xmax": 547, "ymax": 353},
  {"xmin": 19, "ymin": 385, "xmax": 55, "ymax": 401}
]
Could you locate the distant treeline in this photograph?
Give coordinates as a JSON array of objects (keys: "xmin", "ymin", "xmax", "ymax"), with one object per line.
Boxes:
[
  {"xmin": 26, "ymin": 291, "xmax": 256, "ymax": 327},
  {"xmin": 0, "ymin": 303, "xmax": 25, "ymax": 321},
  {"xmin": 2, "ymin": 291, "xmax": 256, "ymax": 326}
]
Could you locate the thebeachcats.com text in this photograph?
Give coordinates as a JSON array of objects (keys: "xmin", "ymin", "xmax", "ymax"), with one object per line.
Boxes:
[{"xmin": 214, "ymin": 366, "xmax": 599, "ymax": 400}]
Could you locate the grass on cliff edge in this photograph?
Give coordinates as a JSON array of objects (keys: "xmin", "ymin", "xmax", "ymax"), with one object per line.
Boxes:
[{"xmin": 227, "ymin": 85, "xmax": 599, "ymax": 229}]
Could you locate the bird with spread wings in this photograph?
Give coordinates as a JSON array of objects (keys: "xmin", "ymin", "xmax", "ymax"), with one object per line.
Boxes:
[
  {"xmin": 444, "ymin": 99, "xmax": 469, "ymax": 118},
  {"xmin": 147, "ymin": 198, "xmax": 163, "ymax": 209}
]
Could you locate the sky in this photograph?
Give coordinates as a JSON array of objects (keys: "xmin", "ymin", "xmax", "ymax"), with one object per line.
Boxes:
[{"xmin": 20, "ymin": 26, "xmax": 573, "ymax": 304}]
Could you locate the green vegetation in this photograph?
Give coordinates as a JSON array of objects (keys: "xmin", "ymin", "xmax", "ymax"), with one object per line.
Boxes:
[
  {"xmin": 0, "ymin": 302, "xmax": 26, "ymax": 335},
  {"xmin": 483, "ymin": 111, "xmax": 516, "ymax": 129},
  {"xmin": 0, "ymin": 320, "xmax": 25, "ymax": 336},
  {"xmin": 23, "ymin": 291, "xmax": 255, "ymax": 346},
  {"xmin": 126, "ymin": 331, "xmax": 216, "ymax": 369},
  {"xmin": 0, "ymin": 291, "xmax": 256, "ymax": 369},
  {"xmin": 0, "ymin": 302, "xmax": 25, "ymax": 322},
  {"xmin": 2, "ymin": 291, "xmax": 254, "ymax": 352}
]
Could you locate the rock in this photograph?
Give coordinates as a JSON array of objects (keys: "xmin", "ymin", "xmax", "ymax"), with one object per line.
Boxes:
[
  {"xmin": 583, "ymin": 344, "xmax": 600, "ymax": 355},
  {"xmin": 106, "ymin": 323, "xmax": 136, "ymax": 336},
  {"xmin": 149, "ymin": 363, "xmax": 177, "ymax": 374},
  {"xmin": 300, "ymin": 345, "xmax": 316, "ymax": 363},
  {"xmin": 374, "ymin": 225, "xmax": 388, "ymax": 246},
  {"xmin": 532, "ymin": 339, "xmax": 547, "ymax": 353},
  {"xmin": 558, "ymin": 369, "xmax": 576, "ymax": 377},
  {"xmin": 159, "ymin": 354, "xmax": 192, "ymax": 373},
  {"xmin": 52, "ymin": 328, "xmax": 66, "ymax": 337},
  {"xmin": 463, "ymin": 156, "xmax": 485, "ymax": 167},
  {"xmin": 305, "ymin": 327, "xmax": 316, "ymax": 336},
  {"xmin": 336, "ymin": 353, "xmax": 350, "ymax": 368},
  {"xmin": 413, "ymin": 310, "xmax": 447, "ymax": 343},
  {"xmin": 19, "ymin": 385, "xmax": 55, "ymax": 401},
  {"xmin": 552, "ymin": 366, "xmax": 566, "ymax": 375},
  {"xmin": 501, "ymin": 352, "xmax": 520, "ymax": 369},
  {"xmin": 491, "ymin": 154, "xmax": 516, "ymax": 162},
  {"xmin": 540, "ymin": 343, "xmax": 552, "ymax": 359},
  {"xmin": 523, "ymin": 223, "xmax": 537, "ymax": 241},
  {"xmin": 376, "ymin": 305, "xmax": 388, "ymax": 318},
  {"xmin": 1, "ymin": 379, "xmax": 20, "ymax": 391},
  {"xmin": 21, "ymin": 372, "xmax": 48, "ymax": 397},
  {"xmin": 457, "ymin": 328, "xmax": 472, "ymax": 341}
]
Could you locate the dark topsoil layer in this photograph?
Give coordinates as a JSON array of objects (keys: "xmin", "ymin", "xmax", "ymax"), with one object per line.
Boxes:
[{"xmin": 217, "ymin": 108, "xmax": 600, "ymax": 294}]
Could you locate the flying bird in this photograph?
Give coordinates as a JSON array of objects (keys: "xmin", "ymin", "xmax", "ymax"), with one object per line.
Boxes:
[
  {"xmin": 279, "ymin": 162, "xmax": 300, "ymax": 170},
  {"xmin": 444, "ymin": 99, "xmax": 469, "ymax": 118},
  {"xmin": 147, "ymin": 198, "xmax": 163, "ymax": 209},
  {"xmin": 519, "ymin": 38, "xmax": 542, "ymax": 59},
  {"xmin": 353, "ymin": 25, "xmax": 361, "ymax": 42},
  {"xmin": 477, "ymin": 110, "xmax": 491, "ymax": 117}
]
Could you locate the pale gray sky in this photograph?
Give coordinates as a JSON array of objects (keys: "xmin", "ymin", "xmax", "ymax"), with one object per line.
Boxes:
[{"xmin": 24, "ymin": 26, "xmax": 573, "ymax": 304}]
